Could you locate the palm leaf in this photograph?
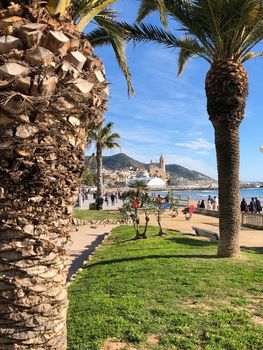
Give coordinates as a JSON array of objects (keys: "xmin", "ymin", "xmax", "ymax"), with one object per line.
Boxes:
[
  {"xmin": 137, "ymin": 0, "xmax": 168, "ymax": 27},
  {"xmin": 76, "ymin": 0, "xmax": 117, "ymax": 31},
  {"xmin": 89, "ymin": 15, "xmax": 134, "ymax": 95}
]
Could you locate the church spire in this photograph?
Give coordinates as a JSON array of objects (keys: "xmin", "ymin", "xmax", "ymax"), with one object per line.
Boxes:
[{"xmin": 159, "ymin": 154, "xmax": 165, "ymax": 172}]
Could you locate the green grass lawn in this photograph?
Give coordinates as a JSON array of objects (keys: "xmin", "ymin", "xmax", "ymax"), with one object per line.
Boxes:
[
  {"xmin": 73, "ymin": 209, "xmax": 122, "ymax": 222},
  {"xmin": 67, "ymin": 226, "xmax": 263, "ymax": 350}
]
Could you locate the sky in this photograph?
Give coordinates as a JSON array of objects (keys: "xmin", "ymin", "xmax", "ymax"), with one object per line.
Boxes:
[{"xmin": 90, "ymin": 0, "xmax": 263, "ymax": 182}]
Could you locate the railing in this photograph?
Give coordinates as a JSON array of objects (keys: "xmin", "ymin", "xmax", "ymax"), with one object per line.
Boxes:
[
  {"xmin": 242, "ymin": 213, "xmax": 263, "ymax": 229},
  {"xmin": 195, "ymin": 209, "xmax": 263, "ymax": 229}
]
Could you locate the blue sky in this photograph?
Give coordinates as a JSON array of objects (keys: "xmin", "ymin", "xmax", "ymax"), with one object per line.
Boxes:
[{"xmin": 91, "ymin": 0, "xmax": 263, "ymax": 181}]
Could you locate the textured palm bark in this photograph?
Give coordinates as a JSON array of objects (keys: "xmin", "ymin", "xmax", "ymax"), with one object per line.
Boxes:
[
  {"xmin": 206, "ymin": 61, "xmax": 248, "ymax": 257},
  {"xmin": 96, "ymin": 145, "xmax": 103, "ymax": 198},
  {"xmin": 0, "ymin": 2, "xmax": 108, "ymax": 349}
]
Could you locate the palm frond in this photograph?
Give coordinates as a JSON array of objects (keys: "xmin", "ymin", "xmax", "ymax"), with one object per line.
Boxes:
[
  {"xmin": 89, "ymin": 15, "xmax": 134, "ymax": 95},
  {"xmin": 121, "ymin": 22, "xmax": 180, "ymax": 49},
  {"xmin": 134, "ymin": 0, "xmax": 263, "ymax": 64},
  {"xmin": 76, "ymin": 0, "xmax": 117, "ymax": 31},
  {"xmin": 87, "ymin": 120, "xmax": 121, "ymax": 151},
  {"xmin": 177, "ymin": 36, "xmax": 211, "ymax": 74},
  {"xmin": 137, "ymin": 0, "xmax": 168, "ymax": 27}
]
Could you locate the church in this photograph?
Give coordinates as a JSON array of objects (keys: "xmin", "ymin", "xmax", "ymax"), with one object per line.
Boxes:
[{"xmin": 148, "ymin": 154, "xmax": 168, "ymax": 182}]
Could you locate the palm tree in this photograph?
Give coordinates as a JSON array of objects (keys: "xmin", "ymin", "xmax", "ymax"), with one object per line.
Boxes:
[
  {"xmin": 123, "ymin": 0, "xmax": 263, "ymax": 257},
  {"xmin": 130, "ymin": 179, "xmax": 148, "ymax": 195},
  {"xmin": 88, "ymin": 120, "xmax": 120, "ymax": 197},
  {"xmin": 0, "ymin": 1, "xmax": 132, "ymax": 348}
]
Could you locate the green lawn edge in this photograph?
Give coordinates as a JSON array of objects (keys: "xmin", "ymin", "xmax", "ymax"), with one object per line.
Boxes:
[
  {"xmin": 68, "ymin": 226, "xmax": 263, "ymax": 350},
  {"xmin": 73, "ymin": 209, "xmax": 122, "ymax": 222}
]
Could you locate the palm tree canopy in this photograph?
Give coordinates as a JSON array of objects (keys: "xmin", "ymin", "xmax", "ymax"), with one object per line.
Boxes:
[
  {"xmin": 130, "ymin": 180, "xmax": 148, "ymax": 192},
  {"xmin": 87, "ymin": 120, "xmax": 121, "ymax": 150},
  {"xmin": 44, "ymin": 0, "xmax": 134, "ymax": 94},
  {"xmin": 123, "ymin": 0, "xmax": 263, "ymax": 75}
]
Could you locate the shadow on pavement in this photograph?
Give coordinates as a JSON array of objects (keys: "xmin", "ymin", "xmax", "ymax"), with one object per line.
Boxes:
[{"xmin": 67, "ymin": 232, "xmax": 108, "ymax": 282}]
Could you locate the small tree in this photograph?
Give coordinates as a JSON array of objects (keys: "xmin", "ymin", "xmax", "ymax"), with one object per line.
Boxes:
[
  {"xmin": 87, "ymin": 120, "xmax": 120, "ymax": 197},
  {"xmin": 121, "ymin": 190, "xmax": 153, "ymax": 239},
  {"xmin": 152, "ymin": 196, "xmax": 166, "ymax": 236}
]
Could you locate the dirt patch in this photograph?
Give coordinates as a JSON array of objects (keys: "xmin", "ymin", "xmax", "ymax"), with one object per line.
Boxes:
[
  {"xmin": 252, "ymin": 316, "xmax": 263, "ymax": 326},
  {"xmin": 147, "ymin": 334, "xmax": 160, "ymax": 345},
  {"xmin": 100, "ymin": 339, "xmax": 138, "ymax": 350},
  {"xmin": 183, "ymin": 300, "xmax": 214, "ymax": 311},
  {"xmin": 101, "ymin": 339, "xmax": 128, "ymax": 350}
]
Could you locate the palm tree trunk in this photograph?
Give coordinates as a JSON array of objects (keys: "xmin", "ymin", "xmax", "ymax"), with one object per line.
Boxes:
[
  {"xmin": 0, "ymin": 113, "xmax": 85, "ymax": 350},
  {"xmin": 206, "ymin": 61, "xmax": 248, "ymax": 258},
  {"xmin": 214, "ymin": 124, "xmax": 241, "ymax": 257},
  {"xmin": 96, "ymin": 145, "xmax": 103, "ymax": 198},
  {"xmin": 0, "ymin": 4, "xmax": 108, "ymax": 348}
]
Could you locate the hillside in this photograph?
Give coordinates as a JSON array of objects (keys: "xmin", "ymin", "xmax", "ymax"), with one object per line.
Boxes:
[
  {"xmin": 166, "ymin": 164, "xmax": 211, "ymax": 181},
  {"xmin": 102, "ymin": 153, "xmax": 145, "ymax": 170},
  {"xmin": 85, "ymin": 153, "xmax": 213, "ymax": 181}
]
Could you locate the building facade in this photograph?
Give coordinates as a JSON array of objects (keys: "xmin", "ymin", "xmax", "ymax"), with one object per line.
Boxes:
[{"xmin": 149, "ymin": 154, "xmax": 168, "ymax": 181}]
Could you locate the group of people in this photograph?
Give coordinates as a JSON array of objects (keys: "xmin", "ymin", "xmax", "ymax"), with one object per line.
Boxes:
[
  {"xmin": 95, "ymin": 190, "xmax": 124, "ymax": 210},
  {"xmin": 240, "ymin": 197, "xmax": 262, "ymax": 213},
  {"xmin": 104, "ymin": 190, "xmax": 124, "ymax": 206},
  {"xmin": 197, "ymin": 195, "xmax": 219, "ymax": 210},
  {"xmin": 197, "ymin": 195, "xmax": 262, "ymax": 214}
]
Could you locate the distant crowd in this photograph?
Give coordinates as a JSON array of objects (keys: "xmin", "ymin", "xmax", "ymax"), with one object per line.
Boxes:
[
  {"xmin": 240, "ymin": 197, "xmax": 262, "ymax": 214},
  {"xmin": 197, "ymin": 195, "xmax": 219, "ymax": 210},
  {"xmin": 196, "ymin": 195, "xmax": 262, "ymax": 214},
  {"xmin": 80, "ymin": 188, "xmax": 125, "ymax": 210}
]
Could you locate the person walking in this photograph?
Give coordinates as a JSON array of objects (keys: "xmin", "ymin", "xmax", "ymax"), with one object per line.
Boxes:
[
  {"xmin": 255, "ymin": 197, "xmax": 262, "ymax": 214},
  {"xmin": 110, "ymin": 192, "xmax": 115, "ymax": 206},
  {"xmin": 213, "ymin": 196, "xmax": 219, "ymax": 210},
  {"xmin": 207, "ymin": 195, "xmax": 213, "ymax": 210},
  {"xmin": 249, "ymin": 197, "xmax": 256, "ymax": 213},
  {"xmin": 104, "ymin": 192, "xmax": 109, "ymax": 206}
]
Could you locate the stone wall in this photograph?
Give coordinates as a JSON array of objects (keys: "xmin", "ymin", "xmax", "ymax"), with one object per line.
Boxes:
[{"xmin": 194, "ymin": 208, "xmax": 219, "ymax": 218}]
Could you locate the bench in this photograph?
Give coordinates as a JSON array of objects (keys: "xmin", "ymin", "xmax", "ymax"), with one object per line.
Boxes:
[{"xmin": 192, "ymin": 226, "xmax": 219, "ymax": 242}]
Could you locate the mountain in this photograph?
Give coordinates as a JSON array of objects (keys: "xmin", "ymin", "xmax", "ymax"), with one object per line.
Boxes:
[
  {"xmin": 165, "ymin": 164, "xmax": 212, "ymax": 181},
  {"xmin": 102, "ymin": 153, "xmax": 145, "ymax": 170},
  {"xmin": 85, "ymin": 153, "xmax": 214, "ymax": 181}
]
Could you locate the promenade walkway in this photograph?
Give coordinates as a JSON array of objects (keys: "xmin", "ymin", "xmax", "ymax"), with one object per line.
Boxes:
[
  {"xmin": 68, "ymin": 224, "xmax": 117, "ymax": 282},
  {"xmin": 78, "ymin": 196, "xmax": 123, "ymax": 210}
]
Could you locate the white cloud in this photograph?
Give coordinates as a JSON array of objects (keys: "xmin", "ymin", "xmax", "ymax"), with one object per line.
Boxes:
[{"xmin": 175, "ymin": 138, "xmax": 214, "ymax": 152}]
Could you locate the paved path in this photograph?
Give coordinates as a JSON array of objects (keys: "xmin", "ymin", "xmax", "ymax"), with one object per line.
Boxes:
[
  {"xmin": 78, "ymin": 196, "xmax": 123, "ymax": 210},
  {"xmin": 145, "ymin": 211, "xmax": 263, "ymax": 248},
  {"xmin": 68, "ymin": 224, "xmax": 117, "ymax": 282}
]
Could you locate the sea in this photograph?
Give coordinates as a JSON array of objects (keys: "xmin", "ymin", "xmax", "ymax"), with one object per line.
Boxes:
[{"xmin": 150, "ymin": 188, "xmax": 263, "ymax": 202}]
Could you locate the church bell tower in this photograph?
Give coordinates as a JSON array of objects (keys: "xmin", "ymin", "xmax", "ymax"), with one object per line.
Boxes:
[{"xmin": 159, "ymin": 154, "xmax": 165, "ymax": 173}]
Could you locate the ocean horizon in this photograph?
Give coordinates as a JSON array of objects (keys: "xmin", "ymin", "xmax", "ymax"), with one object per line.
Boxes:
[{"xmin": 151, "ymin": 187, "xmax": 263, "ymax": 202}]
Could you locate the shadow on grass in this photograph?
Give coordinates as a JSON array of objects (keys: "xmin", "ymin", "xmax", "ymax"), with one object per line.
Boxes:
[
  {"xmin": 241, "ymin": 246, "xmax": 263, "ymax": 254},
  {"xmin": 166, "ymin": 236, "xmax": 217, "ymax": 247},
  {"xmin": 86, "ymin": 253, "xmax": 217, "ymax": 269}
]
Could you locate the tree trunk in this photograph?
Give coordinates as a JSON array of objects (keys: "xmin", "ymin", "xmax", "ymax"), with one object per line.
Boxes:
[
  {"xmin": 0, "ymin": 3, "xmax": 108, "ymax": 349},
  {"xmin": 206, "ymin": 60, "xmax": 248, "ymax": 257},
  {"xmin": 214, "ymin": 124, "xmax": 241, "ymax": 257},
  {"xmin": 96, "ymin": 145, "xmax": 103, "ymax": 198}
]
